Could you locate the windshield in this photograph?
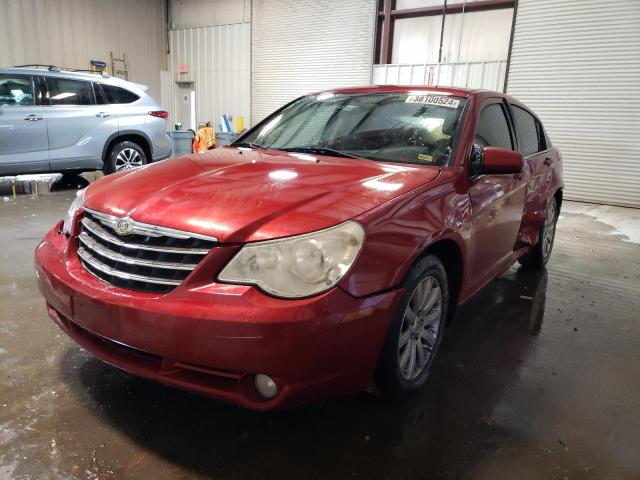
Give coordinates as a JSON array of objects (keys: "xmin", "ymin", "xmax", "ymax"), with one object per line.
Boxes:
[{"xmin": 237, "ymin": 92, "xmax": 466, "ymax": 166}]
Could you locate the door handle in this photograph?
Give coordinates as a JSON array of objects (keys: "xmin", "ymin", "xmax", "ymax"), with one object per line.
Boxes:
[
  {"xmin": 96, "ymin": 112, "xmax": 111, "ymax": 118},
  {"xmin": 24, "ymin": 114, "xmax": 43, "ymax": 121},
  {"xmin": 543, "ymin": 157, "xmax": 554, "ymax": 166}
]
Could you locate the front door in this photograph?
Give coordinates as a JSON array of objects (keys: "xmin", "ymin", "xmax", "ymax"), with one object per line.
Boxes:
[
  {"xmin": 467, "ymin": 99, "xmax": 528, "ymax": 292},
  {"xmin": 0, "ymin": 73, "xmax": 49, "ymax": 174}
]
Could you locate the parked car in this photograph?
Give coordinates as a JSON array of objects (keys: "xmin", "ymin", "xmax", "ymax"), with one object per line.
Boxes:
[
  {"xmin": 0, "ymin": 66, "xmax": 171, "ymax": 176},
  {"xmin": 35, "ymin": 86, "xmax": 563, "ymax": 410}
]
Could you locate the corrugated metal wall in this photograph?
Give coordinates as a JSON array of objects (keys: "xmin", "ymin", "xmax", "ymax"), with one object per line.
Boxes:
[
  {"xmin": 167, "ymin": 23, "xmax": 251, "ymax": 131},
  {"xmin": 372, "ymin": 61, "xmax": 507, "ymax": 91},
  {"xmin": 251, "ymin": 0, "xmax": 376, "ymax": 125},
  {"xmin": 0, "ymin": 0, "xmax": 167, "ymax": 101},
  {"xmin": 507, "ymin": 0, "xmax": 640, "ymax": 207}
]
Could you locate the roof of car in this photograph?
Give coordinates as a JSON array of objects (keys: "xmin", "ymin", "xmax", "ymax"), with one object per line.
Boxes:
[
  {"xmin": 0, "ymin": 66, "xmax": 148, "ymax": 92},
  {"xmin": 311, "ymin": 85, "xmax": 490, "ymax": 97},
  {"xmin": 2, "ymin": 66, "xmax": 107, "ymax": 79}
]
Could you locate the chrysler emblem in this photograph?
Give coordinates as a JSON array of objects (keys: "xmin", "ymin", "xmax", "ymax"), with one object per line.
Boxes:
[{"xmin": 115, "ymin": 218, "xmax": 132, "ymax": 236}]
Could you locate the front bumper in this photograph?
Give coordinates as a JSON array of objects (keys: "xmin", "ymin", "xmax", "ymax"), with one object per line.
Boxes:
[{"xmin": 35, "ymin": 222, "xmax": 403, "ymax": 410}]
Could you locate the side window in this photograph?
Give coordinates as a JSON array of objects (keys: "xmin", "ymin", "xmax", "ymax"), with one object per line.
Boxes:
[
  {"xmin": 46, "ymin": 78, "xmax": 95, "ymax": 105},
  {"xmin": 93, "ymin": 83, "xmax": 107, "ymax": 105},
  {"xmin": 512, "ymin": 105, "xmax": 540, "ymax": 156},
  {"xmin": 101, "ymin": 84, "xmax": 140, "ymax": 104},
  {"xmin": 538, "ymin": 120, "xmax": 550, "ymax": 150},
  {"xmin": 0, "ymin": 74, "xmax": 35, "ymax": 106},
  {"xmin": 474, "ymin": 103, "xmax": 513, "ymax": 150}
]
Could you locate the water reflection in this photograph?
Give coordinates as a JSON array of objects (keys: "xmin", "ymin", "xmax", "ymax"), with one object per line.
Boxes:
[{"xmin": 60, "ymin": 267, "xmax": 549, "ymax": 479}]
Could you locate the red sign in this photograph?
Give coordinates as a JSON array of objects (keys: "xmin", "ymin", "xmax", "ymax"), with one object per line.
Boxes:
[{"xmin": 179, "ymin": 64, "xmax": 188, "ymax": 73}]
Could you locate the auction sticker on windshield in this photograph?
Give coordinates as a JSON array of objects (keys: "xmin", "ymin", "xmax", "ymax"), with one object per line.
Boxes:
[{"xmin": 406, "ymin": 95, "xmax": 460, "ymax": 109}]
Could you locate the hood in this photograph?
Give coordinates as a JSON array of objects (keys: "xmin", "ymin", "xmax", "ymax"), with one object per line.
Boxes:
[{"xmin": 84, "ymin": 148, "xmax": 440, "ymax": 243}]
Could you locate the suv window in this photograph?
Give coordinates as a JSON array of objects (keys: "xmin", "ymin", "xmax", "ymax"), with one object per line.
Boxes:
[
  {"xmin": 45, "ymin": 77, "xmax": 95, "ymax": 105},
  {"xmin": 101, "ymin": 84, "xmax": 139, "ymax": 104},
  {"xmin": 475, "ymin": 103, "xmax": 513, "ymax": 150},
  {"xmin": 512, "ymin": 105, "xmax": 543, "ymax": 156},
  {"xmin": 0, "ymin": 74, "xmax": 35, "ymax": 106}
]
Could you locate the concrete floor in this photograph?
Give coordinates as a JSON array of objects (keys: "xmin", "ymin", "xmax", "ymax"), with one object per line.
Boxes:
[{"xmin": 1, "ymin": 188, "xmax": 639, "ymax": 480}]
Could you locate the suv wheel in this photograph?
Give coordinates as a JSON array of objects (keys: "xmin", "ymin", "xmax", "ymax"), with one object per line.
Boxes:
[
  {"xmin": 374, "ymin": 255, "xmax": 448, "ymax": 398},
  {"xmin": 104, "ymin": 140, "xmax": 147, "ymax": 174}
]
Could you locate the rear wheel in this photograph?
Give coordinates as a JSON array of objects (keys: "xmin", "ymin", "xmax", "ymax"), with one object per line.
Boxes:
[
  {"xmin": 374, "ymin": 255, "xmax": 448, "ymax": 398},
  {"xmin": 104, "ymin": 140, "xmax": 147, "ymax": 174},
  {"xmin": 519, "ymin": 197, "xmax": 558, "ymax": 269}
]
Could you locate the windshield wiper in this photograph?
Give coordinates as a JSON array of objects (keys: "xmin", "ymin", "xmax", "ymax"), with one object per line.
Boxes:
[
  {"xmin": 280, "ymin": 146, "xmax": 366, "ymax": 159},
  {"xmin": 232, "ymin": 141, "xmax": 265, "ymax": 149}
]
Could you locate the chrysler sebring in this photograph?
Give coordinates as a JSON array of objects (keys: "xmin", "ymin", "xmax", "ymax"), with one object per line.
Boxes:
[{"xmin": 35, "ymin": 86, "xmax": 563, "ymax": 410}]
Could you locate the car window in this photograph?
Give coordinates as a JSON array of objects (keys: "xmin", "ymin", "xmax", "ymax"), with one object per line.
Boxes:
[
  {"xmin": 240, "ymin": 92, "xmax": 467, "ymax": 166},
  {"xmin": 45, "ymin": 77, "xmax": 95, "ymax": 105},
  {"xmin": 0, "ymin": 74, "xmax": 35, "ymax": 106},
  {"xmin": 512, "ymin": 105, "xmax": 542, "ymax": 156},
  {"xmin": 538, "ymin": 119, "xmax": 550, "ymax": 150},
  {"xmin": 101, "ymin": 84, "xmax": 140, "ymax": 104},
  {"xmin": 475, "ymin": 103, "xmax": 513, "ymax": 150}
]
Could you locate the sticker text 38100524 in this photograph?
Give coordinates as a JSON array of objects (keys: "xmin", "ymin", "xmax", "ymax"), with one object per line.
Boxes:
[{"xmin": 405, "ymin": 95, "xmax": 460, "ymax": 109}]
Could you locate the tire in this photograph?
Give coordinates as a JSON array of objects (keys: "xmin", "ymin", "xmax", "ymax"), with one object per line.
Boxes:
[
  {"xmin": 374, "ymin": 255, "xmax": 449, "ymax": 398},
  {"xmin": 104, "ymin": 140, "xmax": 147, "ymax": 175},
  {"xmin": 518, "ymin": 197, "xmax": 558, "ymax": 269}
]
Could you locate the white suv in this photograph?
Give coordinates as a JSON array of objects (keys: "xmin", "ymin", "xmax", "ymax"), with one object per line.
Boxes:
[{"xmin": 0, "ymin": 66, "xmax": 172, "ymax": 175}]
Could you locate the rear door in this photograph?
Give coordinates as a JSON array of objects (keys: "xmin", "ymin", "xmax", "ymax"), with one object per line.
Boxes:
[
  {"xmin": 0, "ymin": 73, "xmax": 49, "ymax": 174},
  {"xmin": 509, "ymin": 104, "xmax": 559, "ymax": 245},
  {"xmin": 43, "ymin": 76, "xmax": 116, "ymax": 171}
]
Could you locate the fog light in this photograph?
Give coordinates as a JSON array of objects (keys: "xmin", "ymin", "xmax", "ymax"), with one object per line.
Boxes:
[{"xmin": 254, "ymin": 374, "xmax": 278, "ymax": 399}]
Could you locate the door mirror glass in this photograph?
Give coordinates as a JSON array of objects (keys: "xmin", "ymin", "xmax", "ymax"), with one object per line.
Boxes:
[{"xmin": 482, "ymin": 147, "xmax": 524, "ymax": 174}]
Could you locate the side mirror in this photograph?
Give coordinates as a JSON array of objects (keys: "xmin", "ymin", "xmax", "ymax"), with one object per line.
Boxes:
[{"xmin": 482, "ymin": 147, "xmax": 524, "ymax": 174}]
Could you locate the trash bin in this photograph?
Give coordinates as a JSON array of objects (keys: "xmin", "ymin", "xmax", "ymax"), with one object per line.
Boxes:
[
  {"xmin": 168, "ymin": 130, "xmax": 195, "ymax": 157},
  {"xmin": 216, "ymin": 132, "xmax": 237, "ymax": 147}
]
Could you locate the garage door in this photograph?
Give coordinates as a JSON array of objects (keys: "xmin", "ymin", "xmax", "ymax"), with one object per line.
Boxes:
[
  {"xmin": 506, "ymin": 0, "xmax": 640, "ymax": 207},
  {"xmin": 251, "ymin": 0, "xmax": 376, "ymax": 126}
]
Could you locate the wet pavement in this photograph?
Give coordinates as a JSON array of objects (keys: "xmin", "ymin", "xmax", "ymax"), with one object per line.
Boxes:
[{"xmin": 1, "ymin": 190, "xmax": 639, "ymax": 479}]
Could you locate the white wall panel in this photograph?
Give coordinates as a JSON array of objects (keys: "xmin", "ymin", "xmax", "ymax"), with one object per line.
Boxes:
[
  {"xmin": 170, "ymin": 0, "xmax": 251, "ymax": 29},
  {"xmin": 507, "ymin": 0, "xmax": 640, "ymax": 207},
  {"xmin": 0, "ymin": 0, "xmax": 167, "ymax": 100},
  {"xmin": 251, "ymin": 0, "xmax": 376, "ymax": 125},
  {"xmin": 373, "ymin": 61, "xmax": 507, "ymax": 91},
  {"xmin": 168, "ymin": 23, "xmax": 250, "ymax": 131}
]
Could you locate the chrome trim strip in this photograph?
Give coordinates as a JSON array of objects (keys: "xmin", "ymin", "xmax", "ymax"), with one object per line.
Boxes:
[
  {"xmin": 81, "ymin": 218, "xmax": 212, "ymax": 255},
  {"xmin": 79, "ymin": 233, "xmax": 197, "ymax": 270},
  {"xmin": 84, "ymin": 207, "xmax": 219, "ymax": 242},
  {"xmin": 78, "ymin": 247, "xmax": 182, "ymax": 286}
]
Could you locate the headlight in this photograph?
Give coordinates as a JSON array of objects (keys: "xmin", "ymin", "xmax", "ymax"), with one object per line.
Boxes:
[
  {"xmin": 218, "ymin": 221, "xmax": 365, "ymax": 298},
  {"xmin": 62, "ymin": 188, "xmax": 86, "ymax": 235}
]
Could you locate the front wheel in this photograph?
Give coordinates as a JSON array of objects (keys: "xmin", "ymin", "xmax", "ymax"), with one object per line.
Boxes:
[
  {"xmin": 104, "ymin": 140, "xmax": 147, "ymax": 174},
  {"xmin": 519, "ymin": 197, "xmax": 558, "ymax": 269},
  {"xmin": 374, "ymin": 255, "xmax": 448, "ymax": 398}
]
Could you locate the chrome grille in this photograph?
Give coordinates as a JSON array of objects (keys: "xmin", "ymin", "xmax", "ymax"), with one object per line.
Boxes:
[{"xmin": 78, "ymin": 209, "xmax": 218, "ymax": 293}]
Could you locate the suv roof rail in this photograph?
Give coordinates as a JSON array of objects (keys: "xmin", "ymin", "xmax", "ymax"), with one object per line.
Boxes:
[
  {"xmin": 13, "ymin": 64, "xmax": 61, "ymax": 72},
  {"xmin": 11, "ymin": 64, "xmax": 110, "ymax": 78}
]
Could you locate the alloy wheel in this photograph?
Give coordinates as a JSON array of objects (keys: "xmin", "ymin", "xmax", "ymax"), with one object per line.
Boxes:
[
  {"xmin": 398, "ymin": 275, "xmax": 443, "ymax": 380},
  {"xmin": 115, "ymin": 148, "xmax": 143, "ymax": 171}
]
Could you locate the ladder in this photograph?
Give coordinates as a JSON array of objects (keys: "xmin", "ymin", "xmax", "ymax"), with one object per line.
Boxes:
[{"xmin": 110, "ymin": 52, "xmax": 129, "ymax": 80}]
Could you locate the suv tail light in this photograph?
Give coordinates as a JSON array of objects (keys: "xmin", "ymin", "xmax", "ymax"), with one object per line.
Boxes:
[{"xmin": 149, "ymin": 110, "xmax": 169, "ymax": 119}]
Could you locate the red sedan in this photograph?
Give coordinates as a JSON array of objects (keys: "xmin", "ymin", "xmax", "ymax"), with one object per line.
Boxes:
[{"xmin": 35, "ymin": 86, "xmax": 563, "ymax": 410}]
